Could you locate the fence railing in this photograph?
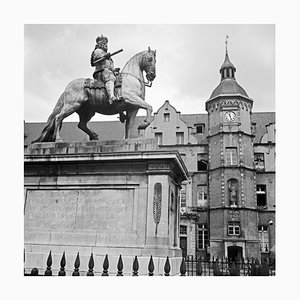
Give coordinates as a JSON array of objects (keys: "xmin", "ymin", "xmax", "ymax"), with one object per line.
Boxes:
[
  {"xmin": 24, "ymin": 251, "xmax": 275, "ymax": 276},
  {"xmin": 185, "ymin": 255, "xmax": 275, "ymax": 276}
]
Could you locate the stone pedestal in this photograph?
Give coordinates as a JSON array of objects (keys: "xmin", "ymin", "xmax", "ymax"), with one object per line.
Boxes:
[{"xmin": 24, "ymin": 139, "xmax": 188, "ymax": 275}]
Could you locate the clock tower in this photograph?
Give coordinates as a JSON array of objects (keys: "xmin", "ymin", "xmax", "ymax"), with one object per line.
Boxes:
[{"xmin": 205, "ymin": 42, "xmax": 260, "ymax": 260}]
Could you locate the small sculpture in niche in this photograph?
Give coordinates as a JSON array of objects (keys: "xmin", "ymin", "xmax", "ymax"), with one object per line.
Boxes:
[{"xmin": 228, "ymin": 180, "xmax": 238, "ymax": 207}]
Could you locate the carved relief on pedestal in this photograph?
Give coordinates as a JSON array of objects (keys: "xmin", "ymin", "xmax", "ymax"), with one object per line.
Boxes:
[{"xmin": 153, "ymin": 183, "xmax": 162, "ymax": 235}]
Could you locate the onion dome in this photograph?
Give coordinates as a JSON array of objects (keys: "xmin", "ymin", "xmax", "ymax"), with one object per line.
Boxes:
[{"xmin": 209, "ymin": 44, "xmax": 249, "ymax": 99}]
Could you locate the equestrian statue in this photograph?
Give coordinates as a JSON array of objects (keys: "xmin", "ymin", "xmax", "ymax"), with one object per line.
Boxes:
[{"xmin": 33, "ymin": 35, "xmax": 156, "ymax": 143}]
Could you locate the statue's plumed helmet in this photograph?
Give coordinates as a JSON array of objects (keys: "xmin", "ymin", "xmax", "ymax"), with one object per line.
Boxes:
[{"xmin": 96, "ymin": 35, "xmax": 108, "ymax": 44}]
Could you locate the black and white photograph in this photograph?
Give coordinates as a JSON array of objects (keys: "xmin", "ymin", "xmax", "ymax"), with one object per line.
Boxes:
[
  {"xmin": 24, "ymin": 23, "xmax": 276, "ymax": 276},
  {"xmin": 2, "ymin": 0, "xmax": 300, "ymax": 299}
]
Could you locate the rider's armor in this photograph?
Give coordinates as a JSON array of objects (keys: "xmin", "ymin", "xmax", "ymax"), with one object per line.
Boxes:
[{"xmin": 91, "ymin": 39, "xmax": 117, "ymax": 104}]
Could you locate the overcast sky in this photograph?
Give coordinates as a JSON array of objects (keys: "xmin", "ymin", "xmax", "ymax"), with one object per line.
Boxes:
[{"xmin": 24, "ymin": 24, "xmax": 275, "ymax": 123}]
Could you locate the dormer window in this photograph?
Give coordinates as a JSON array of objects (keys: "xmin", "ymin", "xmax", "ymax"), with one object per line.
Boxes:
[{"xmin": 195, "ymin": 123, "xmax": 205, "ymax": 134}]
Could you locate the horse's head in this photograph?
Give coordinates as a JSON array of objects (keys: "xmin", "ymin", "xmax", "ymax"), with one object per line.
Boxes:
[{"xmin": 141, "ymin": 47, "xmax": 156, "ymax": 83}]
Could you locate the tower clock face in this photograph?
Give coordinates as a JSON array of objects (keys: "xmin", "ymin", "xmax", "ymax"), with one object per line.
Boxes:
[{"xmin": 224, "ymin": 111, "xmax": 236, "ymax": 122}]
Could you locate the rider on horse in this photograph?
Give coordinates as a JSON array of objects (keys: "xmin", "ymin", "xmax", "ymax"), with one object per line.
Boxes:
[{"xmin": 90, "ymin": 35, "xmax": 119, "ymax": 104}]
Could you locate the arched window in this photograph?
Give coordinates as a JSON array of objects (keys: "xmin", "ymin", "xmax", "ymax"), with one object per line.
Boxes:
[{"xmin": 228, "ymin": 179, "xmax": 238, "ymax": 207}]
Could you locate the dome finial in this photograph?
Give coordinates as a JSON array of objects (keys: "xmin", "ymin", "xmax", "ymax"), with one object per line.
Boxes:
[{"xmin": 225, "ymin": 35, "xmax": 229, "ymax": 55}]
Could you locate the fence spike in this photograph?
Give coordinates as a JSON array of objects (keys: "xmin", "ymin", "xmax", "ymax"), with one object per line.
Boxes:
[
  {"xmin": 148, "ymin": 255, "xmax": 154, "ymax": 276},
  {"xmin": 58, "ymin": 251, "xmax": 66, "ymax": 276},
  {"xmin": 117, "ymin": 255, "xmax": 123, "ymax": 276},
  {"xmin": 132, "ymin": 256, "xmax": 139, "ymax": 276},
  {"xmin": 44, "ymin": 251, "xmax": 52, "ymax": 276},
  {"xmin": 87, "ymin": 253, "xmax": 94, "ymax": 276},
  {"xmin": 180, "ymin": 257, "xmax": 186, "ymax": 276},
  {"xmin": 72, "ymin": 252, "xmax": 80, "ymax": 276},
  {"xmin": 102, "ymin": 254, "xmax": 109, "ymax": 276},
  {"xmin": 164, "ymin": 256, "xmax": 170, "ymax": 276}
]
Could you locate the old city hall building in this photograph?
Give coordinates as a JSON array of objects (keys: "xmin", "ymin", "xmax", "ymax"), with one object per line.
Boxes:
[{"xmin": 24, "ymin": 48, "xmax": 275, "ymax": 263}]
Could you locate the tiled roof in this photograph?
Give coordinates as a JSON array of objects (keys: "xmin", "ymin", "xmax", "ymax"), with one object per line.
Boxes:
[
  {"xmin": 24, "ymin": 112, "xmax": 275, "ymax": 146},
  {"xmin": 209, "ymin": 79, "xmax": 249, "ymax": 99}
]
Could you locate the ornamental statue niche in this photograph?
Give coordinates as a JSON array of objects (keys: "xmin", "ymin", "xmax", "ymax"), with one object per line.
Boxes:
[
  {"xmin": 228, "ymin": 179, "xmax": 238, "ymax": 207},
  {"xmin": 33, "ymin": 35, "xmax": 156, "ymax": 143}
]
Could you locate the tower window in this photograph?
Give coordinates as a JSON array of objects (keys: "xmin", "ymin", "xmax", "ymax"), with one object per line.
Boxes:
[
  {"xmin": 164, "ymin": 113, "xmax": 170, "ymax": 122},
  {"xmin": 197, "ymin": 224, "xmax": 209, "ymax": 250},
  {"xmin": 176, "ymin": 132, "xmax": 184, "ymax": 144},
  {"xmin": 225, "ymin": 147, "xmax": 238, "ymax": 165},
  {"xmin": 254, "ymin": 153, "xmax": 265, "ymax": 171},
  {"xmin": 256, "ymin": 185, "xmax": 267, "ymax": 208},
  {"xmin": 155, "ymin": 132, "xmax": 163, "ymax": 145},
  {"xmin": 228, "ymin": 222, "xmax": 240, "ymax": 236}
]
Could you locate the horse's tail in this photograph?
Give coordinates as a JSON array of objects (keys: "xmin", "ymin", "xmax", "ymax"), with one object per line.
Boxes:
[{"xmin": 32, "ymin": 92, "xmax": 66, "ymax": 143}]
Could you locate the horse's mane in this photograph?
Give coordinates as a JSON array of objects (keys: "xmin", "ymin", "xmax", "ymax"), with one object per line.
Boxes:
[{"xmin": 121, "ymin": 50, "xmax": 147, "ymax": 73}]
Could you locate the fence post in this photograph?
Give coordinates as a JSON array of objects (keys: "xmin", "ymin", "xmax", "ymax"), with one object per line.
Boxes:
[
  {"xmin": 72, "ymin": 252, "xmax": 80, "ymax": 276},
  {"xmin": 102, "ymin": 254, "xmax": 109, "ymax": 276},
  {"xmin": 44, "ymin": 251, "xmax": 52, "ymax": 276},
  {"xmin": 132, "ymin": 256, "xmax": 139, "ymax": 276},
  {"xmin": 196, "ymin": 257, "xmax": 203, "ymax": 276},
  {"xmin": 148, "ymin": 255, "xmax": 154, "ymax": 276},
  {"xmin": 180, "ymin": 257, "xmax": 186, "ymax": 276},
  {"xmin": 58, "ymin": 251, "xmax": 66, "ymax": 276},
  {"xmin": 164, "ymin": 256, "xmax": 170, "ymax": 276},
  {"xmin": 117, "ymin": 255, "xmax": 123, "ymax": 276},
  {"xmin": 213, "ymin": 258, "xmax": 221, "ymax": 276},
  {"xmin": 87, "ymin": 253, "xmax": 94, "ymax": 276},
  {"xmin": 229, "ymin": 260, "xmax": 238, "ymax": 276},
  {"xmin": 30, "ymin": 268, "xmax": 39, "ymax": 276},
  {"xmin": 261, "ymin": 258, "xmax": 270, "ymax": 276}
]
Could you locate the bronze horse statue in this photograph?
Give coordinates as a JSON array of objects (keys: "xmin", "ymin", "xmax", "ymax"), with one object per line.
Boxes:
[{"xmin": 33, "ymin": 47, "xmax": 156, "ymax": 143}]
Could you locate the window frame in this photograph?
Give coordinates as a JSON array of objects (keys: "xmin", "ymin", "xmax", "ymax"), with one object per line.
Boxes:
[
  {"xmin": 180, "ymin": 185, "xmax": 187, "ymax": 208},
  {"xmin": 197, "ymin": 185, "xmax": 208, "ymax": 206},
  {"xmin": 195, "ymin": 123, "xmax": 205, "ymax": 134},
  {"xmin": 228, "ymin": 222, "xmax": 241, "ymax": 236},
  {"xmin": 163, "ymin": 112, "xmax": 170, "ymax": 122},
  {"xmin": 155, "ymin": 132, "xmax": 163, "ymax": 145},
  {"xmin": 258, "ymin": 225, "xmax": 269, "ymax": 253},
  {"xmin": 256, "ymin": 185, "xmax": 267, "ymax": 208},
  {"xmin": 197, "ymin": 224, "xmax": 209, "ymax": 250},
  {"xmin": 225, "ymin": 147, "xmax": 238, "ymax": 166},
  {"xmin": 180, "ymin": 225, "xmax": 187, "ymax": 236},
  {"xmin": 176, "ymin": 132, "xmax": 184, "ymax": 145}
]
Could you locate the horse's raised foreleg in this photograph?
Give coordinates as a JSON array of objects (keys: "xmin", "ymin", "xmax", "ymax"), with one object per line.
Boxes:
[
  {"xmin": 124, "ymin": 95, "xmax": 153, "ymax": 131},
  {"xmin": 77, "ymin": 110, "xmax": 98, "ymax": 140}
]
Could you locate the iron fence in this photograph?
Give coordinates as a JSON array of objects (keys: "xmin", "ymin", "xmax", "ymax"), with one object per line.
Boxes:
[{"xmin": 24, "ymin": 251, "xmax": 275, "ymax": 276}]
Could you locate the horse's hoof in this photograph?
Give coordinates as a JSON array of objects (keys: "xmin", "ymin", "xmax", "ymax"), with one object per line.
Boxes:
[{"xmin": 55, "ymin": 138, "xmax": 64, "ymax": 143}]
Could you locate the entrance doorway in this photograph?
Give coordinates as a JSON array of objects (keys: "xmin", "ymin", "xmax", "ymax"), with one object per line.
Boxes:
[
  {"xmin": 180, "ymin": 237, "xmax": 187, "ymax": 258},
  {"xmin": 227, "ymin": 246, "xmax": 243, "ymax": 262}
]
